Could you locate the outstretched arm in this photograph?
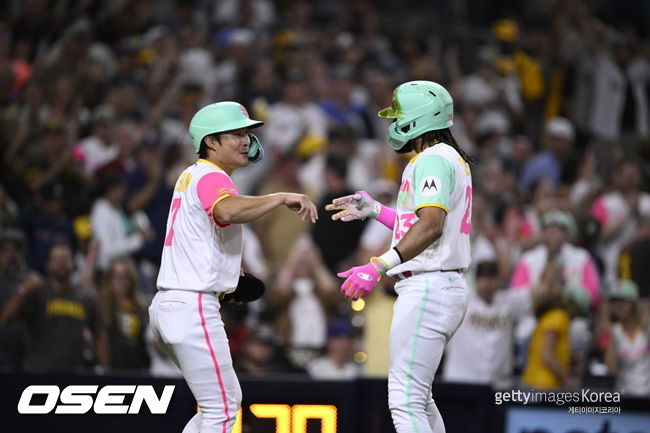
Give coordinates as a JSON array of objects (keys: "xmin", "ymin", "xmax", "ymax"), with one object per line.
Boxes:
[
  {"xmin": 325, "ymin": 191, "xmax": 396, "ymax": 229},
  {"xmin": 214, "ymin": 193, "xmax": 318, "ymax": 225}
]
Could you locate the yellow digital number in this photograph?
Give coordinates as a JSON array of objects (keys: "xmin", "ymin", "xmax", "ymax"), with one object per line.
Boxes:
[
  {"xmin": 232, "ymin": 408, "xmax": 243, "ymax": 433},
  {"xmin": 250, "ymin": 404, "xmax": 292, "ymax": 433},
  {"xmin": 208, "ymin": 403, "xmax": 338, "ymax": 432},
  {"xmin": 292, "ymin": 404, "xmax": 337, "ymax": 433}
]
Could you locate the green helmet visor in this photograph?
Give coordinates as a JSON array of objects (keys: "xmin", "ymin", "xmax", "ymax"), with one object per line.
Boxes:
[{"xmin": 378, "ymin": 100, "xmax": 401, "ymax": 118}]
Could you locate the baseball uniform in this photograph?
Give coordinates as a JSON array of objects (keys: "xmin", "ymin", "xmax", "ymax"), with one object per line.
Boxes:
[
  {"xmin": 149, "ymin": 158, "xmax": 242, "ymax": 433},
  {"xmin": 387, "ymin": 143, "xmax": 472, "ymax": 433}
]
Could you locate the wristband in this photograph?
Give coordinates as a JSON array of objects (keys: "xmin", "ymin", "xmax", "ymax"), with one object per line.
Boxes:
[
  {"xmin": 371, "ymin": 248, "xmax": 402, "ymax": 275},
  {"xmin": 16, "ymin": 286, "xmax": 28, "ymax": 297},
  {"xmin": 370, "ymin": 201, "xmax": 382, "ymax": 219}
]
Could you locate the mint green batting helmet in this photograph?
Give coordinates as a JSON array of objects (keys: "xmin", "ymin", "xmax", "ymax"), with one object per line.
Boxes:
[
  {"xmin": 189, "ymin": 101, "xmax": 265, "ymax": 162},
  {"xmin": 378, "ymin": 81, "xmax": 454, "ymax": 151}
]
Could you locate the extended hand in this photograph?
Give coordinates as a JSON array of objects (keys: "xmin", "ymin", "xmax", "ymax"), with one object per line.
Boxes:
[
  {"xmin": 325, "ymin": 191, "xmax": 376, "ymax": 222},
  {"xmin": 337, "ymin": 262, "xmax": 382, "ymax": 301},
  {"xmin": 283, "ymin": 193, "xmax": 319, "ymax": 223}
]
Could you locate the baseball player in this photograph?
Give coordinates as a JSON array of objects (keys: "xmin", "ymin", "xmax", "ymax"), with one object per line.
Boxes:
[
  {"xmin": 149, "ymin": 101, "xmax": 318, "ymax": 433},
  {"xmin": 326, "ymin": 81, "xmax": 472, "ymax": 433}
]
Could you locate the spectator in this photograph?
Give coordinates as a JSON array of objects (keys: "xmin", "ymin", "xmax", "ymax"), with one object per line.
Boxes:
[
  {"xmin": 20, "ymin": 182, "xmax": 77, "ymax": 273},
  {"xmin": 236, "ymin": 324, "xmax": 296, "ymax": 375},
  {"xmin": 125, "ymin": 141, "xmax": 173, "ymax": 268},
  {"xmin": 262, "ymin": 69, "xmax": 327, "ymax": 157},
  {"xmin": 520, "ymin": 117, "xmax": 576, "ymax": 195},
  {"xmin": 618, "ymin": 217, "xmax": 650, "ymax": 308},
  {"xmin": 604, "ymin": 279, "xmax": 650, "ymax": 396},
  {"xmin": 306, "ymin": 318, "xmax": 361, "ymax": 380},
  {"xmin": 90, "ymin": 174, "xmax": 151, "ymax": 271},
  {"xmin": 443, "ymin": 261, "xmax": 534, "ymax": 388},
  {"xmin": 522, "ymin": 265, "xmax": 591, "ymax": 389},
  {"xmin": 268, "ymin": 236, "xmax": 339, "ymax": 367},
  {"xmin": 253, "ymin": 154, "xmax": 310, "ymax": 269},
  {"xmin": 311, "ymin": 153, "xmax": 367, "ymax": 273},
  {"xmin": 72, "ymin": 105, "xmax": 117, "ymax": 176},
  {"xmin": 511, "ymin": 209, "xmax": 600, "ymax": 307},
  {"xmin": 0, "ymin": 229, "xmax": 32, "ymax": 367},
  {"xmin": 591, "ymin": 159, "xmax": 650, "ymax": 288},
  {"xmin": 1, "ymin": 243, "xmax": 108, "ymax": 371},
  {"xmin": 99, "ymin": 257, "xmax": 150, "ymax": 371}
]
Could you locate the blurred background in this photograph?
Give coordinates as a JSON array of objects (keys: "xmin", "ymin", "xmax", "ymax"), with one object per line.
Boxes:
[{"xmin": 1, "ymin": 0, "xmax": 649, "ymax": 431}]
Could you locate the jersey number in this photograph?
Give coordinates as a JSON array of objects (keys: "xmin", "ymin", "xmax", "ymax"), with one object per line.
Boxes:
[
  {"xmin": 460, "ymin": 186, "xmax": 472, "ymax": 235},
  {"xmin": 394, "ymin": 213, "xmax": 415, "ymax": 240},
  {"xmin": 164, "ymin": 198, "xmax": 182, "ymax": 246}
]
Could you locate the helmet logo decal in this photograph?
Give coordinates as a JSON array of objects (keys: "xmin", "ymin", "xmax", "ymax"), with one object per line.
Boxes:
[{"xmin": 240, "ymin": 104, "xmax": 249, "ymax": 117}]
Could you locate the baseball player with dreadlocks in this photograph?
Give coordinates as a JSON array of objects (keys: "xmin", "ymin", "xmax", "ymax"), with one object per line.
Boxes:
[
  {"xmin": 327, "ymin": 81, "xmax": 473, "ymax": 433},
  {"xmin": 149, "ymin": 102, "xmax": 318, "ymax": 433}
]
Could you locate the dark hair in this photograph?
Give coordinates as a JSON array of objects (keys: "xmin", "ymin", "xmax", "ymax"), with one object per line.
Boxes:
[
  {"xmin": 95, "ymin": 174, "xmax": 123, "ymax": 197},
  {"xmin": 418, "ymin": 128, "xmax": 474, "ymax": 165},
  {"xmin": 198, "ymin": 134, "xmax": 220, "ymax": 159},
  {"xmin": 476, "ymin": 261, "xmax": 499, "ymax": 278}
]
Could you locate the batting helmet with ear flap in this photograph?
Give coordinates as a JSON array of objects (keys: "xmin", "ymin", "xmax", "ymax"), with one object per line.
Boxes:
[
  {"xmin": 189, "ymin": 101, "xmax": 265, "ymax": 162},
  {"xmin": 378, "ymin": 81, "xmax": 454, "ymax": 151}
]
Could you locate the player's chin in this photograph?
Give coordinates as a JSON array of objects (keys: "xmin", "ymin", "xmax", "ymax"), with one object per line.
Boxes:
[{"xmin": 237, "ymin": 153, "xmax": 250, "ymax": 166}]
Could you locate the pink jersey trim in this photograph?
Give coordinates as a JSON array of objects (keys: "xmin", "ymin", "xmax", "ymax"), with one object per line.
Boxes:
[
  {"xmin": 582, "ymin": 258, "xmax": 601, "ymax": 307},
  {"xmin": 519, "ymin": 216, "xmax": 535, "ymax": 241},
  {"xmin": 197, "ymin": 172, "xmax": 239, "ymax": 225},
  {"xmin": 511, "ymin": 262, "xmax": 531, "ymax": 290},
  {"xmin": 590, "ymin": 197, "xmax": 608, "ymax": 227},
  {"xmin": 376, "ymin": 205, "xmax": 397, "ymax": 230},
  {"xmin": 198, "ymin": 293, "xmax": 230, "ymax": 432}
]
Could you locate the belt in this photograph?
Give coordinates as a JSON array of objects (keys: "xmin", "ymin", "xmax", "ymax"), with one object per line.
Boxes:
[{"xmin": 395, "ymin": 269, "xmax": 463, "ymax": 281}]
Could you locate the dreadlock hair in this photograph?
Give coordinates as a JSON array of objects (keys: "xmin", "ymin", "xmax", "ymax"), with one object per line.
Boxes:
[{"xmin": 417, "ymin": 128, "xmax": 475, "ymax": 165}]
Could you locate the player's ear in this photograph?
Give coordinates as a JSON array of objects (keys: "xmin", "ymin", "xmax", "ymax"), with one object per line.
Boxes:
[{"xmin": 204, "ymin": 134, "xmax": 220, "ymax": 151}]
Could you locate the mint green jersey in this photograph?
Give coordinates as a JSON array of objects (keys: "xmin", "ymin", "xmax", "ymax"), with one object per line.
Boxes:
[{"xmin": 387, "ymin": 143, "xmax": 472, "ymax": 276}]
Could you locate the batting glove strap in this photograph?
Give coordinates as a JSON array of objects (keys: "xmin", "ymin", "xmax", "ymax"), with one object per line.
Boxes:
[{"xmin": 373, "ymin": 248, "xmax": 402, "ymax": 275}]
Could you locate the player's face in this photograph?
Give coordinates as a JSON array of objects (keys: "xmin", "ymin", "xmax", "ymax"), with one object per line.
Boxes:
[
  {"xmin": 610, "ymin": 299, "xmax": 634, "ymax": 321},
  {"xmin": 214, "ymin": 128, "xmax": 251, "ymax": 170},
  {"xmin": 543, "ymin": 225, "xmax": 567, "ymax": 252}
]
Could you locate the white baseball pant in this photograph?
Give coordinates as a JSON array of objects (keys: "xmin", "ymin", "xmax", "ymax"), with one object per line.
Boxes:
[
  {"xmin": 388, "ymin": 272, "xmax": 469, "ymax": 433},
  {"xmin": 149, "ymin": 289, "xmax": 241, "ymax": 433}
]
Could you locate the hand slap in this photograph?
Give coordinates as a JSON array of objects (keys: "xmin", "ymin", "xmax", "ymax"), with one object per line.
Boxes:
[
  {"xmin": 337, "ymin": 262, "xmax": 382, "ymax": 301},
  {"xmin": 325, "ymin": 191, "xmax": 375, "ymax": 222}
]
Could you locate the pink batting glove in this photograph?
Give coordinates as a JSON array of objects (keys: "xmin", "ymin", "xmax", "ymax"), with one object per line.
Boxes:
[
  {"xmin": 337, "ymin": 258, "xmax": 388, "ymax": 301},
  {"xmin": 325, "ymin": 191, "xmax": 378, "ymax": 222}
]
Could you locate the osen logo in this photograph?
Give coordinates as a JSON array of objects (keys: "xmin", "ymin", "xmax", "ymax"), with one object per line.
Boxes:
[
  {"xmin": 17, "ymin": 385, "xmax": 175, "ymax": 415},
  {"xmin": 419, "ymin": 176, "xmax": 441, "ymax": 197}
]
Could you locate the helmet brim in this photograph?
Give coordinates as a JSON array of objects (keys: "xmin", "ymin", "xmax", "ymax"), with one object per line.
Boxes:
[{"xmin": 378, "ymin": 105, "xmax": 401, "ymax": 118}]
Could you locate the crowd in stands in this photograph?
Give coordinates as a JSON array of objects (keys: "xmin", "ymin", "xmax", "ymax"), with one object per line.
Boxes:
[{"xmin": 1, "ymin": 0, "xmax": 649, "ymax": 395}]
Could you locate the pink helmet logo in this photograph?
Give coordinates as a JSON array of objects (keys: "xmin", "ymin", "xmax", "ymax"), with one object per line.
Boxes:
[{"xmin": 240, "ymin": 104, "xmax": 249, "ymax": 117}]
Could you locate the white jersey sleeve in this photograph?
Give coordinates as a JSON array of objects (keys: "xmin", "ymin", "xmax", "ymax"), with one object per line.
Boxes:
[
  {"xmin": 388, "ymin": 143, "xmax": 473, "ymax": 275},
  {"xmin": 157, "ymin": 159, "xmax": 243, "ymax": 294}
]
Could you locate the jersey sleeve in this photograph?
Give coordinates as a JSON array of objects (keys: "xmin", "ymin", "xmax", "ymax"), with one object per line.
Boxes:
[
  {"xmin": 197, "ymin": 172, "xmax": 239, "ymax": 226},
  {"xmin": 412, "ymin": 154, "xmax": 455, "ymax": 213}
]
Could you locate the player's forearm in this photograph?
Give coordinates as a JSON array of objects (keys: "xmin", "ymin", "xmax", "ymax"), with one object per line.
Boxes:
[
  {"xmin": 214, "ymin": 193, "xmax": 286, "ymax": 224},
  {"xmin": 374, "ymin": 204, "xmax": 397, "ymax": 229},
  {"xmin": 394, "ymin": 219, "xmax": 443, "ymax": 262}
]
